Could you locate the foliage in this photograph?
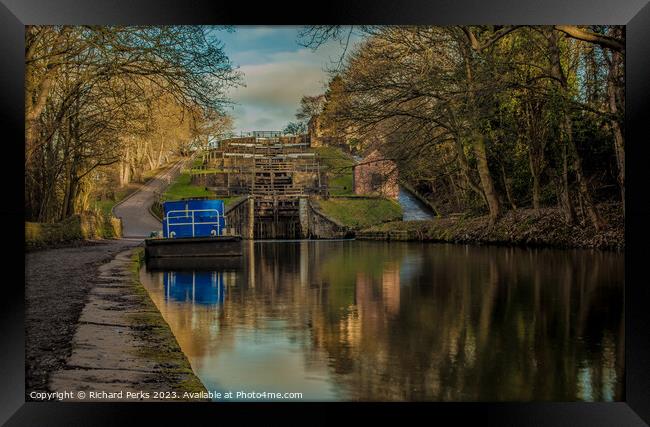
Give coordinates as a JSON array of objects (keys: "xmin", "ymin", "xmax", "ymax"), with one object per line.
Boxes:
[
  {"xmin": 296, "ymin": 95, "xmax": 326, "ymax": 122},
  {"xmin": 282, "ymin": 121, "xmax": 307, "ymax": 135},
  {"xmin": 25, "ymin": 26, "xmax": 240, "ymax": 223},
  {"xmin": 300, "ymin": 25, "xmax": 625, "ymax": 230}
]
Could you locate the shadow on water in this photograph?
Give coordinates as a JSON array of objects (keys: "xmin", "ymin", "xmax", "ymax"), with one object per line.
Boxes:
[{"xmin": 139, "ymin": 240, "xmax": 624, "ymax": 402}]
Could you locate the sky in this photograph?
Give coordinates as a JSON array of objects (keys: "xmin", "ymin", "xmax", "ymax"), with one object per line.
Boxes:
[{"xmin": 215, "ymin": 26, "xmax": 361, "ymax": 134}]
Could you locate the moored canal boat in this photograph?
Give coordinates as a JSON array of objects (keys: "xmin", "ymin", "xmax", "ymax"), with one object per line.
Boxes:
[{"xmin": 145, "ymin": 199, "xmax": 243, "ymax": 259}]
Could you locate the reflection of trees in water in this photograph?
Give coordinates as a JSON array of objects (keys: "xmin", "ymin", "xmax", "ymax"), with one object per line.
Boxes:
[
  {"xmin": 146, "ymin": 242, "xmax": 623, "ymax": 401},
  {"xmin": 303, "ymin": 244, "xmax": 624, "ymax": 401}
]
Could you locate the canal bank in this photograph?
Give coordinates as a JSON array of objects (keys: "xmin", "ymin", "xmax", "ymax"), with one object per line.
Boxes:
[
  {"xmin": 357, "ymin": 202, "xmax": 624, "ymax": 251},
  {"xmin": 46, "ymin": 247, "xmax": 206, "ymax": 400},
  {"xmin": 25, "ymin": 157, "xmax": 208, "ymax": 400}
]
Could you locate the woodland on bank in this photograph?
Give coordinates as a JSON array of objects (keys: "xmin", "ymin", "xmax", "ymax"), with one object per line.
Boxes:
[
  {"xmin": 292, "ymin": 26, "xmax": 625, "ymax": 230},
  {"xmin": 25, "ymin": 26, "xmax": 238, "ymax": 222},
  {"xmin": 26, "ymin": 25, "xmax": 626, "ymax": 235}
]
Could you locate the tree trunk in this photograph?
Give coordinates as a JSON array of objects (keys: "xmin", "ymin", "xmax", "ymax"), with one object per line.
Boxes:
[
  {"xmin": 546, "ymin": 29, "xmax": 604, "ymax": 230},
  {"xmin": 146, "ymin": 144, "xmax": 156, "ymax": 171},
  {"xmin": 529, "ymin": 151, "xmax": 541, "ymax": 211},
  {"xmin": 453, "ymin": 135, "xmax": 485, "ymax": 204},
  {"xmin": 157, "ymin": 137, "xmax": 165, "ymax": 167},
  {"xmin": 558, "ymin": 140, "xmax": 575, "ymax": 223},
  {"xmin": 473, "ymin": 131, "xmax": 501, "ymax": 223},
  {"xmin": 501, "ymin": 163, "xmax": 517, "ymax": 210},
  {"xmin": 611, "ymin": 120, "xmax": 625, "ymax": 210},
  {"xmin": 61, "ymin": 174, "xmax": 78, "ymax": 220},
  {"xmin": 461, "ymin": 50, "xmax": 500, "ymax": 223},
  {"xmin": 607, "ymin": 27, "xmax": 625, "ymax": 213},
  {"xmin": 565, "ymin": 116, "xmax": 605, "ymax": 230},
  {"xmin": 121, "ymin": 145, "xmax": 133, "ymax": 186}
]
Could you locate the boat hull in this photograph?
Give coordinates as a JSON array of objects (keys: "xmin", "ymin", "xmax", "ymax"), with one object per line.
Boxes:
[{"xmin": 144, "ymin": 236, "xmax": 243, "ymax": 259}]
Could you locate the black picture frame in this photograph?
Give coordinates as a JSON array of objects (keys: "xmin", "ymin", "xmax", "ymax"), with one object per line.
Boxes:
[{"xmin": 2, "ymin": 0, "xmax": 649, "ymax": 425}]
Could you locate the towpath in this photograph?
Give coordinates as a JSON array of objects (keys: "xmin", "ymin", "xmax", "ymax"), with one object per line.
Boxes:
[{"xmin": 26, "ymin": 157, "xmax": 206, "ymax": 400}]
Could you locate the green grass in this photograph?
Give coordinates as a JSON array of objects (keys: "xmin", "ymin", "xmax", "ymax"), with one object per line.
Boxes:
[
  {"xmin": 316, "ymin": 197, "xmax": 403, "ymax": 229},
  {"xmin": 162, "ymin": 172, "xmax": 214, "ymax": 201},
  {"xmin": 314, "ymin": 146, "xmax": 355, "ymax": 196},
  {"xmin": 314, "ymin": 146, "xmax": 355, "ymax": 170},
  {"xmin": 151, "ymin": 173, "xmax": 241, "ymax": 220},
  {"xmin": 329, "ymin": 174, "xmax": 354, "ymax": 195}
]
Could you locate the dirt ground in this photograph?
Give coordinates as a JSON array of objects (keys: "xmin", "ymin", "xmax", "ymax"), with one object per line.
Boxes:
[{"xmin": 25, "ymin": 239, "xmax": 141, "ymax": 394}]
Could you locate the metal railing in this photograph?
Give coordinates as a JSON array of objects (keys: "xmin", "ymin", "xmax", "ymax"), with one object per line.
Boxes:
[{"xmin": 165, "ymin": 208, "xmax": 225, "ymax": 238}]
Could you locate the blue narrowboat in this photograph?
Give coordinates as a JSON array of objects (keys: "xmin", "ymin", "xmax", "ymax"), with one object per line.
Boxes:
[{"xmin": 144, "ymin": 199, "xmax": 242, "ymax": 259}]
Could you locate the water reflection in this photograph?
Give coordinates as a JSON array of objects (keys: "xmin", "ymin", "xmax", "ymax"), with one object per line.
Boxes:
[
  {"xmin": 164, "ymin": 271, "xmax": 226, "ymax": 305},
  {"xmin": 140, "ymin": 241, "xmax": 624, "ymax": 401}
]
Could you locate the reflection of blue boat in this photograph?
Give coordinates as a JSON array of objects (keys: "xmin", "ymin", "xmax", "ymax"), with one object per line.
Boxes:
[
  {"xmin": 164, "ymin": 271, "xmax": 226, "ymax": 305},
  {"xmin": 145, "ymin": 199, "xmax": 242, "ymax": 258}
]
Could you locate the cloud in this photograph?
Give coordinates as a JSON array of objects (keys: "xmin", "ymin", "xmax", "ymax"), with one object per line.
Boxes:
[
  {"xmin": 231, "ymin": 26, "xmax": 279, "ymax": 41},
  {"xmin": 218, "ymin": 27, "xmax": 359, "ymax": 133},
  {"xmin": 227, "ymin": 48, "xmax": 334, "ymax": 132}
]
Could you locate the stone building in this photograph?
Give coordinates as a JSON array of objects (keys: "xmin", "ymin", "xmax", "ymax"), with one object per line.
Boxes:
[{"xmin": 353, "ymin": 150, "xmax": 399, "ymax": 200}]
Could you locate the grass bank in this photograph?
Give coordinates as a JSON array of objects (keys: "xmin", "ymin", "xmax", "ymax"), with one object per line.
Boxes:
[
  {"xmin": 314, "ymin": 196, "xmax": 403, "ymax": 229},
  {"xmin": 311, "ymin": 146, "xmax": 403, "ymax": 229},
  {"xmin": 151, "ymin": 171, "xmax": 236, "ymax": 220},
  {"xmin": 163, "ymin": 172, "xmax": 214, "ymax": 200},
  {"xmin": 358, "ymin": 203, "xmax": 624, "ymax": 251}
]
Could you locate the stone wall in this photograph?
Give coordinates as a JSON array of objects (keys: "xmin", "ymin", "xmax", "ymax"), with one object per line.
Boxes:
[
  {"xmin": 26, "ymin": 211, "xmax": 122, "ymax": 248},
  {"xmin": 353, "ymin": 150, "xmax": 399, "ymax": 200}
]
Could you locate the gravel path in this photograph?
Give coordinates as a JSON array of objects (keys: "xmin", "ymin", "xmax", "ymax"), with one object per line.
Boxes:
[{"xmin": 25, "ymin": 239, "xmax": 141, "ymax": 393}]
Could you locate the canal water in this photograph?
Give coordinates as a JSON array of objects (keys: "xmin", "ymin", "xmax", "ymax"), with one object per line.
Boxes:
[{"xmin": 139, "ymin": 241, "xmax": 624, "ymax": 402}]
